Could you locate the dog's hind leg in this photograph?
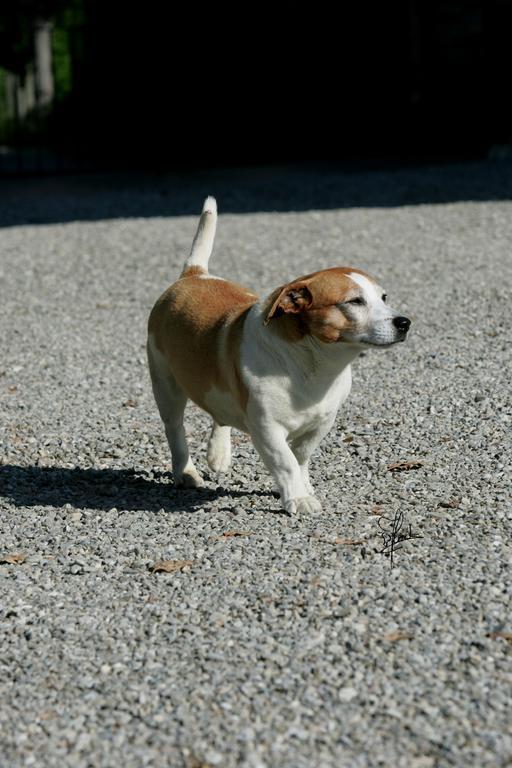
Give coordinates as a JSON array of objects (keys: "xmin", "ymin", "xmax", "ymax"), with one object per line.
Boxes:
[
  {"xmin": 207, "ymin": 421, "xmax": 232, "ymax": 473},
  {"xmin": 147, "ymin": 338, "xmax": 203, "ymax": 488}
]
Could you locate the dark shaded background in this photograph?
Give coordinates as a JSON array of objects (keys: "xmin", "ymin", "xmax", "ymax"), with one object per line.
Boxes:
[{"xmin": 1, "ymin": 0, "xmax": 512, "ymax": 172}]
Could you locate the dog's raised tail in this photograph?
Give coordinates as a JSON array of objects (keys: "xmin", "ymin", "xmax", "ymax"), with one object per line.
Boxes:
[{"xmin": 181, "ymin": 196, "xmax": 217, "ymax": 277}]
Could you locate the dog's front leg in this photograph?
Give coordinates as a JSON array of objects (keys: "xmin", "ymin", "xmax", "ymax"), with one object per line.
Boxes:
[
  {"xmin": 290, "ymin": 418, "xmax": 336, "ymax": 497},
  {"xmin": 251, "ymin": 425, "xmax": 322, "ymax": 515}
]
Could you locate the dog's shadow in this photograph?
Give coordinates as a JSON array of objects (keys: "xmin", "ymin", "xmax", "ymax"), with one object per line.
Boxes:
[{"xmin": 0, "ymin": 464, "xmax": 280, "ymax": 514}]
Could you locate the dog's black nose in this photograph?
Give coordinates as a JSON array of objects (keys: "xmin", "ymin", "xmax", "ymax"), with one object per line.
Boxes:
[{"xmin": 393, "ymin": 316, "xmax": 411, "ymax": 332}]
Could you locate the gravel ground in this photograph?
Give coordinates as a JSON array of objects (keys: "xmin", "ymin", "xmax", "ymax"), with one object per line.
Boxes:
[{"xmin": 0, "ymin": 162, "xmax": 511, "ymax": 768}]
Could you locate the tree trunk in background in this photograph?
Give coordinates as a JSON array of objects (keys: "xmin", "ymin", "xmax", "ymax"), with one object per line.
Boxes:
[
  {"xmin": 5, "ymin": 69, "xmax": 36, "ymax": 121},
  {"xmin": 34, "ymin": 19, "xmax": 54, "ymax": 109}
]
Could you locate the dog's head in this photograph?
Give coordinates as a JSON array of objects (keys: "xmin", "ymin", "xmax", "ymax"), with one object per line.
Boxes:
[{"xmin": 264, "ymin": 267, "xmax": 410, "ymax": 347}]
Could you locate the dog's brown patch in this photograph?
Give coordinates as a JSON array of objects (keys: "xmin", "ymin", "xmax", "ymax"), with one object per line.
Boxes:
[{"xmin": 148, "ymin": 275, "xmax": 257, "ymax": 414}]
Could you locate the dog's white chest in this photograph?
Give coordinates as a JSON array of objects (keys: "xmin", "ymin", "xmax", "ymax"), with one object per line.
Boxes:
[
  {"xmin": 246, "ymin": 364, "xmax": 352, "ymax": 440},
  {"xmin": 286, "ymin": 367, "xmax": 352, "ymax": 437}
]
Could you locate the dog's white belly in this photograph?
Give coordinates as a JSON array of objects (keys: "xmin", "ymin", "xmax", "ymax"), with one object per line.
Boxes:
[{"xmin": 203, "ymin": 387, "xmax": 248, "ymax": 432}]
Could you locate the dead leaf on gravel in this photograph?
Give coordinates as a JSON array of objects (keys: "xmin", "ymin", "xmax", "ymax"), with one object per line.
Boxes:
[
  {"xmin": 0, "ymin": 553, "xmax": 27, "ymax": 564},
  {"xmin": 216, "ymin": 530, "xmax": 253, "ymax": 540},
  {"xmin": 39, "ymin": 709, "xmax": 57, "ymax": 721},
  {"xmin": 343, "ymin": 434, "xmax": 354, "ymax": 443},
  {"xmin": 384, "ymin": 631, "xmax": 413, "ymax": 642},
  {"xmin": 387, "ymin": 460, "xmax": 424, "ymax": 472},
  {"xmin": 187, "ymin": 757, "xmax": 211, "ymax": 768},
  {"xmin": 438, "ymin": 497, "xmax": 460, "ymax": 509},
  {"xmin": 487, "ymin": 631, "xmax": 512, "ymax": 644},
  {"xmin": 333, "ymin": 538, "xmax": 363, "ymax": 546},
  {"xmin": 151, "ymin": 559, "xmax": 193, "ymax": 573},
  {"xmin": 123, "ymin": 399, "xmax": 138, "ymax": 407}
]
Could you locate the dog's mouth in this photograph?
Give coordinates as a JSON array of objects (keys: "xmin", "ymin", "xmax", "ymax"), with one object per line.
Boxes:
[
  {"xmin": 377, "ymin": 331, "xmax": 410, "ymax": 346},
  {"xmin": 346, "ymin": 334, "xmax": 407, "ymax": 349},
  {"xmin": 338, "ymin": 319, "xmax": 411, "ymax": 348},
  {"xmin": 367, "ymin": 339, "xmax": 401, "ymax": 348}
]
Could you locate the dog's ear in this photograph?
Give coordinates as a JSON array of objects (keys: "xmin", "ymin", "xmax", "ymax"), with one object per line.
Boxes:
[{"xmin": 264, "ymin": 282, "xmax": 313, "ymax": 325}]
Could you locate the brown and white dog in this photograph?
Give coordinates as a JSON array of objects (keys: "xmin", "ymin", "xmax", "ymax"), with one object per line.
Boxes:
[{"xmin": 147, "ymin": 197, "xmax": 411, "ymax": 514}]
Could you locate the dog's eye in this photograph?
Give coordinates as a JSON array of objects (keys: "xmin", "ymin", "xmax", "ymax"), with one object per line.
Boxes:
[
  {"xmin": 381, "ymin": 293, "xmax": 387, "ymax": 303},
  {"xmin": 347, "ymin": 297, "xmax": 365, "ymax": 306}
]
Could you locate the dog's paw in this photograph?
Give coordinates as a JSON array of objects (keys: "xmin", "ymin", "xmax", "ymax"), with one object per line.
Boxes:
[
  {"xmin": 206, "ymin": 444, "xmax": 231, "ymax": 473},
  {"xmin": 284, "ymin": 495, "xmax": 322, "ymax": 515},
  {"xmin": 174, "ymin": 468, "xmax": 204, "ymax": 489},
  {"xmin": 207, "ymin": 426, "xmax": 232, "ymax": 473}
]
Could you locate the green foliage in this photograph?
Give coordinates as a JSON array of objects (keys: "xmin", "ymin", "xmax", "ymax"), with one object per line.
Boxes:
[
  {"xmin": 52, "ymin": 25, "xmax": 72, "ymax": 100},
  {"xmin": 52, "ymin": 0, "xmax": 86, "ymax": 101}
]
